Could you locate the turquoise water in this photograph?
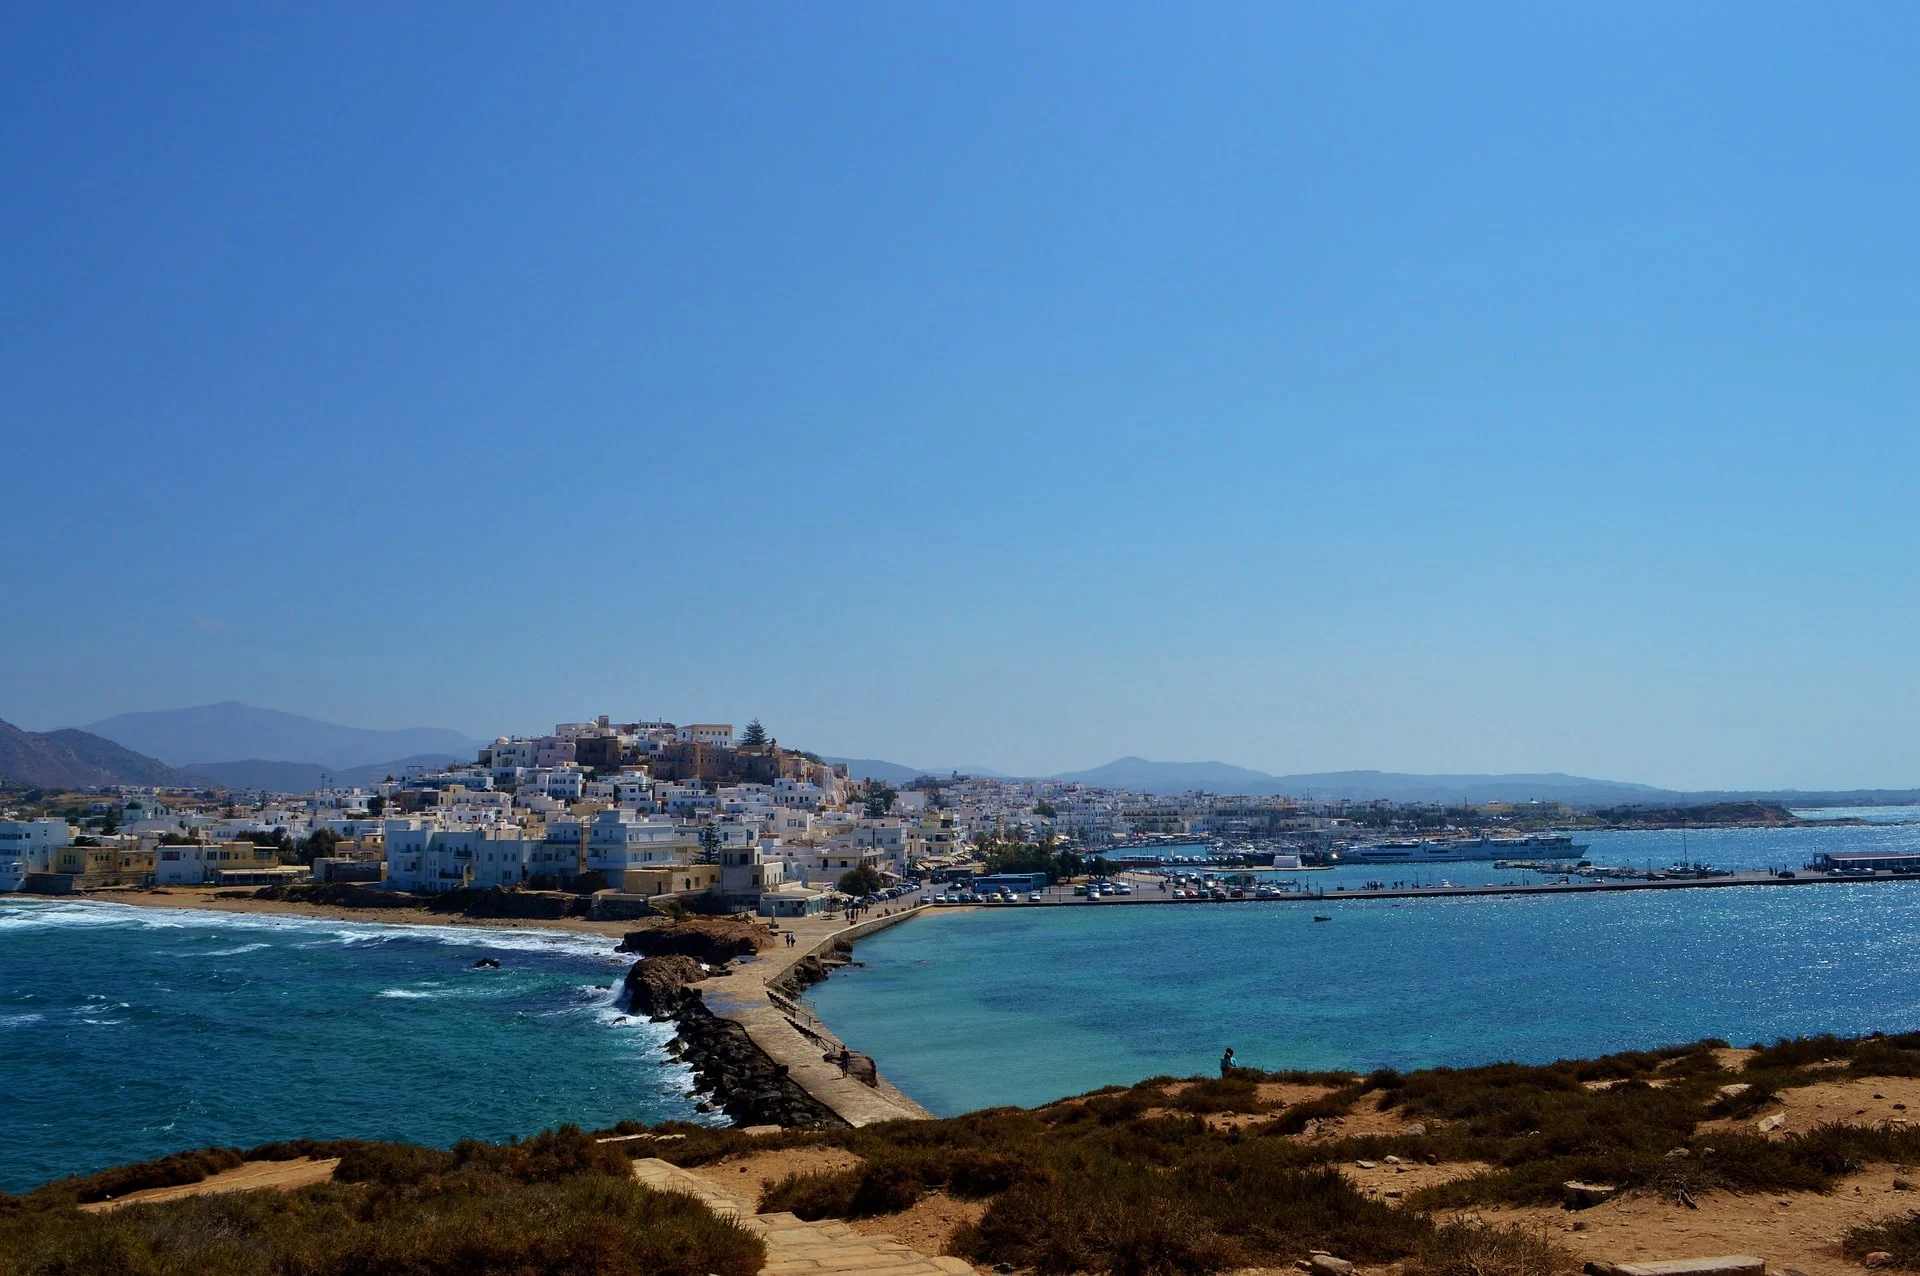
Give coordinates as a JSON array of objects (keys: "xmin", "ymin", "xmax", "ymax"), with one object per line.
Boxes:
[
  {"xmin": 808, "ymin": 824, "xmax": 1920, "ymax": 1116},
  {"xmin": 0, "ymin": 899, "xmax": 702, "ymax": 1195}
]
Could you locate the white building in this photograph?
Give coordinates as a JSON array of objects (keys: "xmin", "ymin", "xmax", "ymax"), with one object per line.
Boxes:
[
  {"xmin": 584, "ymin": 809, "xmax": 697, "ymax": 876},
  {"xmin": 0, "ymin": 819, "xmax": 71, "ymax": 873}
]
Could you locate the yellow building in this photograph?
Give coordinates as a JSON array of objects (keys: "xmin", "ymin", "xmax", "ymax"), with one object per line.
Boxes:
[
  {"xmin": 906, "ymin": 810, "xmax": 967, "ymax": 863},
  {"xmin": 620, "ymin": 864, "xmax": 723, "ymax": 897}
]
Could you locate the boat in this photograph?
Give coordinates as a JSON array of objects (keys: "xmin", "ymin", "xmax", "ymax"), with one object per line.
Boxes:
[{"xmin": 1312, "ymin": 914, "xmax": 1331, "ymax": 922}]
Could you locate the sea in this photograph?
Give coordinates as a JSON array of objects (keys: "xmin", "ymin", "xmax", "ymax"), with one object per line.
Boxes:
[
  {"xmin": 805, "ymin": 811, "xmax": 1920, "ymax": 1116},
  {"xmin": 8, "ymin": 812, "xmax": 1920, "ymax": 1193},
  {"xmin": 0, "ymin": 900, "xmax": 708, "ymax": 1195}
]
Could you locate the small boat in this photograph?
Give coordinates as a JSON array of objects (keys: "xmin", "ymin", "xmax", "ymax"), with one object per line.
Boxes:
[{"xmin": 1312, "ymin": 914, "xmax": 1331, "ymax": 922}]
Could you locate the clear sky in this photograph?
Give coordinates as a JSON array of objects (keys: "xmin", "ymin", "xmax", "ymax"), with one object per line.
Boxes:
[{"xmin": 5, "ymin": 4, "xmax": 1919, "ymax": 790}]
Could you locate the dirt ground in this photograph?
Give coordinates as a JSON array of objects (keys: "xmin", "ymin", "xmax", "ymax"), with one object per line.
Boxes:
[
  {"xmin": 1700, "ymin": 1075, "xmax": 1920, "ymax": 1140},
  {"xmin": 79, "ymin": 1157, "xmax": 340, "ymax": 1213},
  {"xmin": 849, "ymin": 1191, "xmax": 989, "ymax": 1256},
  {"xmin": 1342, "ymin": 1159, "xmax": 1492, "ymax": 1202},
  {"xmin": 688, "ymin": 1145, "xmax": 865, "ymax": 1210}
]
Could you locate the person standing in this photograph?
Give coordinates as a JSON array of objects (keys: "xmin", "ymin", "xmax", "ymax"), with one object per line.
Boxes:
[{"xmin": 1220, "ymin": 1047, "xmax": 1235, "ymax": 1077}]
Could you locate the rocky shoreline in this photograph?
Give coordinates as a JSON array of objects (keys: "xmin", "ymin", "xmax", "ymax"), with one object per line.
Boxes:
[{"xmin": 619, "ymin": 923, "xmax": 846, "ymax": 1129}]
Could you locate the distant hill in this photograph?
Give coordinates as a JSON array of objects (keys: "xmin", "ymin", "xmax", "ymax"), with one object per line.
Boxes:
[
  {"xmin": 184, "ymin": 753, "xmax": 465, "ymax": 794},
  {"xmin": 0, "ymin": 719, "xmax": 198, "ymax": 789},
  {"xmin": 821, "ymin": 757, "xmax": 1010, "ymax": 784},
  {"xmin": 1044, "ymin": 759, "xmax": 1677, "ymax": 803},
  {"xmin": 828, "ymin": 753, "xmax": 1675, "ymax": 803},
  {"xmin": 81, "ymin": 702, "xmax": 485, "ymax": 770},
  {"xmin": 1052, "ymin": 757, "xmax": 1280, "ymax": 792}
]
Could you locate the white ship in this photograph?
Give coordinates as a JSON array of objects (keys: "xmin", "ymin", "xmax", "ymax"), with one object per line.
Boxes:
[{"xmin": 1341, "ymin": 833, "xmax": 1589, "ymax": 864}]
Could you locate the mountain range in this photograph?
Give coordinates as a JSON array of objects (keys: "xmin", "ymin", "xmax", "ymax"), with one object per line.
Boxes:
[
  {"xmin": 828, "ymin": 754, "xmax": 1677, "ymax": 804},
  {"xmin": 81, "ymin": 702, "xmax": 486, "ymax": 770},
  {"xmin": 0, "ymin": 719, "xmax": 196, "ymax": 789},
  {"xmin": 16, "ymin": 703, "xmax": 1899, "ymax": 806},
  {"xmin": 182, "ymin": 755, "xmax": 469, "ymax": 793}
]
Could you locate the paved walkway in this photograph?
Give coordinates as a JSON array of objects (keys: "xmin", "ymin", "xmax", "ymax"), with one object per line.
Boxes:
[
  {"xmin": 632, "ymin": 1157, "xmax": 974, "ymax": 1276},
  {"xmin": 698, "ymin": 907, "xmax": 935, "ymax": 1126}
]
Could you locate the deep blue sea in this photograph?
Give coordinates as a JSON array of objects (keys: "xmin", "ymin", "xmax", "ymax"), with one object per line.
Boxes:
[
  {"xmin": 0, "ymin": 900, "xmax": 706, "ymax": 1194},
  {"xmin": 807, "ymin": 817, "xmax": 1920, "ymax": 1116}
]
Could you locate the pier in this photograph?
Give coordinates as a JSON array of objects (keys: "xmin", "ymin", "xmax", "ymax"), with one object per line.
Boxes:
[{"xmin": 695, "ymin": 905, "xmax": 935, "ymax": 1127}]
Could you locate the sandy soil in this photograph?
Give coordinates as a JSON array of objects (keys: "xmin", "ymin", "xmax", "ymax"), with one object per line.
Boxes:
[
  {"xmin": 1256, "ymin": 1082, "xmax": 1344, "ymax": 1107},
  {"xmin": 79, "ymin": 1157, "xmax": 339, "ymax": 1213},
  {"xmin": 689, "ymin": 1145, "xmax": 866, "ymax": 1210},
  {"xmin": 1700, "ymin": 1075, "xmax": 1920, "ymax": 1140},
  {"xmin": 850, "ymin": 1191, "xmax": 990, "ymax": 1256},
  {"xmin": 1342, "ymin": 1158, "xmax": 1492, "ymax": 1201},
  {"xmin": 92, "ymin": 887, "xmax": 638, "ymax": 938},
  {"xmin": 1499, "ymin": 1170, "xmax": 1920, "ymax": 1276}
]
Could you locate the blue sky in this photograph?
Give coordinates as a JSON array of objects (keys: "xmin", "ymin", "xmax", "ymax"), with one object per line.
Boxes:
[{"xmin": 4, "ymin": 4, "xmax": 1918, "ymax": 789}]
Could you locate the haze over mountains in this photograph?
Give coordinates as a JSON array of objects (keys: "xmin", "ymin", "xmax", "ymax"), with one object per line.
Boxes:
[
  {"xmin": 6, "ymin": 703, "xmax": 1908, "ymax": 805},
  {"xmin": 81, "ymin": 702, "xmax": 485, "ymax": 772},
  {"xmin": 828, "ymin": 754, "xmax": 1678, "ymax": 804}
]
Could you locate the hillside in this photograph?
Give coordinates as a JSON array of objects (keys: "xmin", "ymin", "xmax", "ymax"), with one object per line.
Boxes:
[
  {"xmin": 184, "ymin": 753, "xmax": 464, "ymax": 794},
  {"xmin": 81, "ymin": 702, "xmax": 484, "ymax": 770},
  {"xmin": 1048, "ymin": 760, "xmax": 1676, "ymax": 803},
  {"xmin": 0, "ymin": 720, "xmax": 197, "ymax": 789}
]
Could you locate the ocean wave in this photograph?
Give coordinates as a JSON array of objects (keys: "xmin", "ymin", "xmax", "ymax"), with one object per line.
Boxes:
[
  {"xmin": 376, "ymin": 989, "xmax": 437, "ymax": 999},
  {"xmin": 0, "ymin": 897, "xmax": 619, "ymax": 959},
  {"xmin": 0, "ymin": 1012, "xmax": 46, "ymax": 1029}
]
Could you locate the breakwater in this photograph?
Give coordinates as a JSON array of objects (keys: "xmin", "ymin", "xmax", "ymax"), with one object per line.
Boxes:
[{"xmin": 619, "ymin": 909, "xmax": 932, "ymax": 1129}]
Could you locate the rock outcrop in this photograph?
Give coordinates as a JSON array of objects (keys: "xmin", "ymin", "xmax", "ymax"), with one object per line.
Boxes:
[
  {"xmin": 617, "ymin": 918, "xmax": 771, "ymax": 963},
  {"xmin": 623, "ymin": 955, "xmax": 706, "ymax": 1017}
]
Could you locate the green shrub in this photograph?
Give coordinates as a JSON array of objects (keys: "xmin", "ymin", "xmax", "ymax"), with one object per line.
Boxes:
[
  {"xmin": 0, "ymin": 1166, "xmax": 762, "ymax": 1276},
  {"xmin": 1846, "ymin": 1211, "xmax": 1920, "ymax": 1268},
  {"xmin": 1408, "ymin": 1221, "xmax": 1579, "ymax": 1276}
]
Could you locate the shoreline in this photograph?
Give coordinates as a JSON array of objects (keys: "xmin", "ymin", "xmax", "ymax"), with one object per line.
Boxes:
[
  {"xmin": 5, "ymin": 888, "xmax": 933, "ymax": 1129},
  {"xmin": 27, "ymin": 886, "xmax": 637, "ymax": 940}
]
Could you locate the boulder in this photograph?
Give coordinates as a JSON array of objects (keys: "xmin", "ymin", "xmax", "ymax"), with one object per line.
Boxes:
[
  {"xmin": 1757, "ymin": 1112, "xmax": 1787, "ymax": 1133},
  {"xmin": 1311, "ymin": 1256, "xmax": 1354, "ymax": 1276},
  {"xmin": 622, "ymin": 955, "xmax": 705, "ymax": 1017},
  {"xmin": 1564, "ymin": 1181, "xmax": 1620, "ymax": 1209}
]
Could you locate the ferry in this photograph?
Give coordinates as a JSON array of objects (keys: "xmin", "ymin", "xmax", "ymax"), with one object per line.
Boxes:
[{"xmin": 1341, "ymin": 833, "xmax": 1589, "ymax": 864}]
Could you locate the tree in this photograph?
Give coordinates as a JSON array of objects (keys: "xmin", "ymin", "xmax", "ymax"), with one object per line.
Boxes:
[
  {"xmin": 1034, "ymin": 800, "xmax": 1057, "ymax": 818},
  {"xmin": 865, "ymin": 785, "xmax": 898, "ymax": 819},
  {"xmin": 697, "ymin": 825, "xmax": 721, "ymax": 865},
  {"xmin": 289, "ymin": 827, "xmax": 340, "ymax": 866},
  {"xmin": 740, "ymin": 719, "xmax": 768, "ymax": 748},
  {"xmin": 838, "ymin": 865, "xmax": 884, "ymax": 896},
  {"xmin": 367, "ymin": 794, "xmax": 386, "ymax": 817}
]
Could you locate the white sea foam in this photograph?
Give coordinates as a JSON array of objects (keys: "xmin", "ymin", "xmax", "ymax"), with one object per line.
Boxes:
[
  {"xmin": 0, "ymin": 897, "xmax": 619, "ymax": 959},
  {"xmin": 0, "ymin": 1012, "xmax": 46, "ymax": 1029},
  {"xmin": 376, "ymin": 988, "xmax": 436, "ymax": 999}
]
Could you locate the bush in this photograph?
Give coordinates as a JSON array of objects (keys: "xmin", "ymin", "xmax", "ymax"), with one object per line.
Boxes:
[
  {"xmin": 0, "ymin": 1132, "xmax": 764, "ymax": 1276},
  {"xmin": 1408, "ymin": 1221, "xmax": 1579, "ymax": 1276},
  {"xmin": 1847, "ymin": 1211, "xmax": 1920, "ymax": 1268}
]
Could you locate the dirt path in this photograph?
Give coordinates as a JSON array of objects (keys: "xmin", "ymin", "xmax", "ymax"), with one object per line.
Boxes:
[{"xmin": 79, "ymin": 1157, "xmax": 339, "ymax": 1213}]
